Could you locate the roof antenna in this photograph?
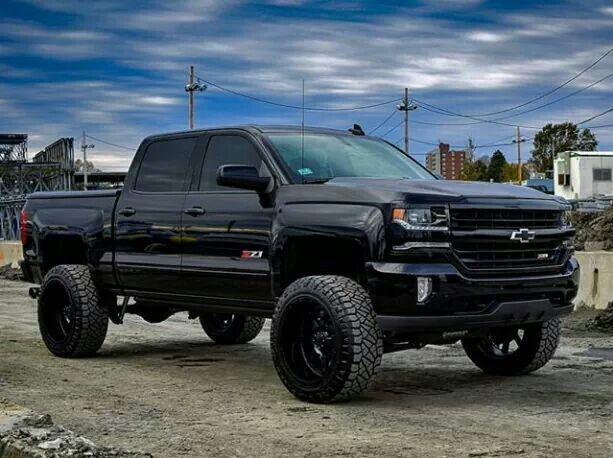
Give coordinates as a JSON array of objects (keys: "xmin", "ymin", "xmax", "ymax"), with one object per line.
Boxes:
[
  {"xmin": 301, "ymin": 79, "xmax": 305, "ymax": 183},
  {"xmin": 348, "ymin": 124, "xmax": 365, "ymax": 135}
]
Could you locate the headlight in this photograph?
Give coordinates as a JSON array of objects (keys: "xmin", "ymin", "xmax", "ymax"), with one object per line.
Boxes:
[{"xmin": 392, "ymin": 206, "xmax": 449, "ymax": 231}]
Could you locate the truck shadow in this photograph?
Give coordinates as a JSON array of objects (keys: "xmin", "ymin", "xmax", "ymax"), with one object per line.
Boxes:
[{"xmin": 91, "ymin": 338, "xmax": 607, "ymax": 411}]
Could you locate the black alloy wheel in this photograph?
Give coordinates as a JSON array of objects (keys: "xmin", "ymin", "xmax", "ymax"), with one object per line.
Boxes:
[
  {"xmin": 38, "ymin": 265, "xmax": 108, "ymax": 357},
  {"xmin": 279, "ymin": 295, "xmax": 340, "ymax": 383},
  {"xmin": 40, "ymin": 280, "xmax": 75, "ymax": 344},
  {"xmin": 462, "ymin": 319, "xmax": 561, "ymax": 376},
  {"xmin": 270, "ymin": 276, "xmax": 383, "ymax": 403},
  {"xmin": 199, "ymin": 313, "xmax": 265, "ymax": 344}
]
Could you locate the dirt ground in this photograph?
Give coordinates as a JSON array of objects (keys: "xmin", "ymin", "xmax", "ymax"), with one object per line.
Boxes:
[{"xmin": 0, "ymin": 278, "xmax": 612, "ymax": 457}]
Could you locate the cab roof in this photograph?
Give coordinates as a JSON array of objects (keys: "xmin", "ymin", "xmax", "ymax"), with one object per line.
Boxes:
[{"xmin": 143, "ymin": 125, "xmax": 360, "ymax": 143}]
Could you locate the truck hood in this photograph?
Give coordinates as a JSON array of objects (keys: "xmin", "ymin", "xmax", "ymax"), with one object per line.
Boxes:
[{"xmin": 325, "ymin": 177, "xmax": 565, "ymax": 203}]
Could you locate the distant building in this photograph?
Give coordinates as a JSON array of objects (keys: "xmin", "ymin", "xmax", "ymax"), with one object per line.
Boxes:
[
  {"xmin": 425, "ymin": 143, "xmax": 467, "ymax": 180},
  {"xmin": 554, "ymin": 151, "xmax": 613, "ymax": 199}
]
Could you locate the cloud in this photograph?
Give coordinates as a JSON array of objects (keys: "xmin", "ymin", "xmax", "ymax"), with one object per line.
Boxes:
[{"xmin": 1, "ymin": 0, "xmax": 612, "ymax": 168}]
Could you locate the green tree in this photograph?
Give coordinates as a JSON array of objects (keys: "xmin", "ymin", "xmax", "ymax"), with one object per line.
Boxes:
[
  {"xmin": 460, "ymin": 158, "xmax": 488, "ymax": 181},
  {"xmin": 487, "ymin": 150, "xmax": 507, "ymax": 182},
  {"xmin": 74, "ymin": 159, "xmax": 99, "ymax": 172},
  {"xmin": 532, "ymin": 122, "xmax": 597, "ymax": 172},
  {"xmin": 502, "ymin": 162, "xmax": 529, "ymax": 183}
]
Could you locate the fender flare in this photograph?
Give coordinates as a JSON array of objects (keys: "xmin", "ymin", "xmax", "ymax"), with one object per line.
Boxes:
[{"xmin": 270, "ymin": 202, "xmax": 386, "ymax": 296}]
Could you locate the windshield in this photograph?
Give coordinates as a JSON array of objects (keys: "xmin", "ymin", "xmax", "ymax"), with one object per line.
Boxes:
[{"xmin": 266, "ymin": 133, "xmax": 435, "ymax": 182}]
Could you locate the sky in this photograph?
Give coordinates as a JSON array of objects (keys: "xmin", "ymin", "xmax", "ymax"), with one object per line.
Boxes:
[{"xmin": 1, "ymin": 0, "xmax": 612, "ymax": 171}]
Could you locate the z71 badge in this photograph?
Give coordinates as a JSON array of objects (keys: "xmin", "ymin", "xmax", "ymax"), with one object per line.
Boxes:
[{"xmin": 241, "ymin": 250, "xmax": 263, "ymax": 259}]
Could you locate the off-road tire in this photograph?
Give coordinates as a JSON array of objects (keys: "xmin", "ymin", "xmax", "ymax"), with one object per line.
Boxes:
[
  {"xmin": 38, "ymin": 264, "xmax": 108, "ymax": 357},
  {"xmin": 270, "ymin": 276, "xmax": 383, "ymax": 403},
  {"xmin": 462, "ymin": 319, "xmax": 561, "ymax": 375},
  {"xmin": 199, "ymin": 314, "xmax": 265, "ymax": 344}
]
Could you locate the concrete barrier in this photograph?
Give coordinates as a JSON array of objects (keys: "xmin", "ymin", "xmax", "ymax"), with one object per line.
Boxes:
[
  {"xmin": 574, "ymin": 251, "xmax": 613, "ymax": 310},
  {"xmin": 0, "ymin": 241, "xmax": 22, "ymax": 268}
]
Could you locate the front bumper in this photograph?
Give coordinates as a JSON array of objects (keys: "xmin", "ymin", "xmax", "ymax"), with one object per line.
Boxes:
[{"xmin": 367, "ymin": 257, "xmax": 579, "ymax": 333}]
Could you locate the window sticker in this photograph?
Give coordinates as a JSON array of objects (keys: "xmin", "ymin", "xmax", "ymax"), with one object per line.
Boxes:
[{"xmin": 297, "ymin": 167, "xmax": 313, "ymax": 176}]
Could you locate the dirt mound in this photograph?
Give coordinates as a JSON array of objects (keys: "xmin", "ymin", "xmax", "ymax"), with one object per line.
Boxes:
[{"xmin": 571, "ymin": 208, "xmax": 613, "ymax": 251}]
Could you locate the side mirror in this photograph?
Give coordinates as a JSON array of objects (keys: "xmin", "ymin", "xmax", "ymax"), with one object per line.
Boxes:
[{"xmin": 216, "ymin": 164, "xmax": 272, "ymax": 193}]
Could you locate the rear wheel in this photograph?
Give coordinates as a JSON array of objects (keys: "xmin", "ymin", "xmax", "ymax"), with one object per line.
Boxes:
[
  {"xmin": 199, "ymin": 313, "xmax": 265, "ymax": 344},
  {"xmin": 461, "ymin": 319, "xmax": 561, "ymax": 375},
  {"xmin": 38, "ymin": 265, "xmax": 108, "ymax": 357},
  {"xmin": 270, "ymin": 276, "xmax": 383, "ymax": 403}
]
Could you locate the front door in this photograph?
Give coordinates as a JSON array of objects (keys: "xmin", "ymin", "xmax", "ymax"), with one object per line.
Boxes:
[
  {"xmin": 114, "ymin": 135, "xmax": 198, "ymax": 293},
  {"xmin": 180, "ymin": 133, "xmax": 274, "ymax": 305}
]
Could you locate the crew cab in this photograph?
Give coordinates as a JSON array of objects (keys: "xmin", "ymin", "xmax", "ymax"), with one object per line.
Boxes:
[{"xmin": 21, "ymin": 125, "xmax": 579, "ymax": 403}]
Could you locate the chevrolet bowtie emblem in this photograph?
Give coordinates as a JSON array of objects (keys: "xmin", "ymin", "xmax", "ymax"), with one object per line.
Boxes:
[{"xmin": 510, "ymin": 228, "xmax": 536, "ymax": 243}]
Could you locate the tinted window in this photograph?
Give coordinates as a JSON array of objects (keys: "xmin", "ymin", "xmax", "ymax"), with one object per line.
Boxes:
[
  {"xmin": 199, "ymin": 135, "xmax": 265, "ymax": 190},
  {"xmin": 135, "ymin": 137, "xmax": 196, "ymax": 192},
  {"xmin": 266, "ymin": 133, "xmax": 434, "ymax": 182}
]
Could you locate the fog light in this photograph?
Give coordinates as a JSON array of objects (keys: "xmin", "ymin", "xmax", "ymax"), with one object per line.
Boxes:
[{"xmin": 417, "ymin": 277, "xmax": 432, "ymax": 303}]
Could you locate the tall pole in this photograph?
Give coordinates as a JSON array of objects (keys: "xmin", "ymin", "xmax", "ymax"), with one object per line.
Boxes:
[
  {"xmin": 81, "ymin": 132, "xmax": 94, "ymax": 191},
  {"xmin": 185, "ymin": 65, "xmax": 206, "ymax": 129},
  {"xmin": 188, "ymin": 65, "xmax": 195, "ymax": 129},
  {"xmin": 82, "ymin": 131, "xmax": 87, "ymax": 190},
  {"xmin": 397, "ymin": 88, "xmax": 417, "ymax": 155},
  {"xmin": 516, "ymin": 126, "xmax": 521, "ymax": 184},
  {"xmin": 403, "ymin": 88, "xmax": 409, "ymax": 155},
  {"xmin": 82, "ymin": 131, "xmax": 88, "ymax": 191}
]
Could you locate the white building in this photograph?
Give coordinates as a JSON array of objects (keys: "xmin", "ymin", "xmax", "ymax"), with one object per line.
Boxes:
[{"xmin": 554, "ymin": 151, "xmax": 613, "ymax": 200}]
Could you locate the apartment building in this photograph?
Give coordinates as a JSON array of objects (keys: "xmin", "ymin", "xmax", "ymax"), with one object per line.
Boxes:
[{"xmin": 425, "ymin": 143, "xmax": 467, "ymax": 180}]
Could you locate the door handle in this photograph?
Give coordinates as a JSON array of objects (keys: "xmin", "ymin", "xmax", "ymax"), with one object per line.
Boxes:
[
  {"xmin": 184, "ymin": 206, "xmax": 205, "ymax": 216},
  {"xmin": 118, "ymin": 207, "xmax": 136, "ymax": 217}
]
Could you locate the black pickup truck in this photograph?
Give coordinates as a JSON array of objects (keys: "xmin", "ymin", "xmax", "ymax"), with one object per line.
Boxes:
[{"xmin": 20, "ymin": 125, "xmax": 579, "ymax": 403}]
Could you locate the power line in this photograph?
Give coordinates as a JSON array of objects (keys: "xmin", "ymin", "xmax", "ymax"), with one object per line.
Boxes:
[
  {"xmin": 584, "ymin": 123, "xmax": 613, "ymax": 129},
  {"xmin": 492, "ymin": 71, "xmax": 613, "ymax": 121},
  {"xmin": 578, "ymin": 107, "xmax": 613, "ymax": 125},
  {"xmin": 474, "ymin": 135, "xmax": 514, "ymax": 148},
  {"xmin": 197, "ymin": 77, "xmax": 400, "ymax": 112},
  {"xmin": 369, "ymin": 109, "xmax": 398, "ymax": 134},
  {"xmin": 393, "ymin": 135, "xmax": 465, "ymax": 149},
  {"xmin": 85, "ymin": 135, "xmax": 136, "ymax": 151},
  {"xmin": 410, "ymin": 62, "xmax": 613, "ymax": 128},
  {"xmin": 380, "ymin": 119, "xmax": 404, "ymax": 138},
  {"xmin": 416, "ymin": 46, "xmax": 613, "ymax": 118},
  {"xmin": 413, "ymin": 101, "xmax": 542, "ymax": 129}
]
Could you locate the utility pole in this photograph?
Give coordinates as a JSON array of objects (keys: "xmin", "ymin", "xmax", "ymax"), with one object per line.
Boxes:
[
  {"xmin": 81, "ymin": 131, "xmax": 94, "ymax": 191},
  {"xmin": 397, "ymin": 88, "xmax": 417, "ymax": 154},
  {"xmin": 185, "ymin": 65, "xmax": 207, "ymax": 129},
  {"xmin": 188, "ymin": 65, "xmax": 194, "ymax": 130},
  {"xmin": 512, "ymin": 127, "xmax": 527, "ymax": 184},
  {"xmin": 516, "ymin": 126, "xmax": 521, "ymax": 184}
]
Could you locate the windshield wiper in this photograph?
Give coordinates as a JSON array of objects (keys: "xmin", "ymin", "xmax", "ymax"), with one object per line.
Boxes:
[{"xmin": 301, "ymin": 178, "xmax": 331, "ymax": 184}]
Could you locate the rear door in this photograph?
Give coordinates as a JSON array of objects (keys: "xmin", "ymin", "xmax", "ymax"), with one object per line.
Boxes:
[
  {"xmin": 180, "ymin": 132, "xmax": 275, "ymax": 305},
  {"xmin": 114, "ymin": 134, "xmax": 199, "ymax": 293}
]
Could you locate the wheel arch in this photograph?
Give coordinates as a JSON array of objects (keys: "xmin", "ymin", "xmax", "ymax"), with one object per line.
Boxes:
[
  {"xmin": 271, "ymin": 203, "xmax": 387, "ymax": 297},
  {"xmin": 32, "ymin": 208, "xmax": 105, "ymax": 276}
]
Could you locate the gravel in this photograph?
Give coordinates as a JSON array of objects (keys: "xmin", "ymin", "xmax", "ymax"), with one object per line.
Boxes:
[
  {"xmin": 0, "ymin": 278, "xmax": 612, "ymax": 457},
  {"xmin": 0, "ymin": 400, "xmax": 150, "ymax": 457}
]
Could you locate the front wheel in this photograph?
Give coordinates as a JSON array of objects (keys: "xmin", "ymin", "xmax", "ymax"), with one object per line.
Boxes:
[
  {"xmin": 461, "ymin": 319, "xmax": 561, "ymax": 375},
  {"xmin": 270, "ymin": 276, "xmax": 383, "ymax": 403},
  {"xmin": 199, "ymin": 313, "xmax": 265, "ymax": 344}
]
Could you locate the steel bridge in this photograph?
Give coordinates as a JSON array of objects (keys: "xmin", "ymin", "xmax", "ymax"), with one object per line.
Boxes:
[{"xmin": 0, "ymin": 135, "xmax": 74, "ymax": 240}]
